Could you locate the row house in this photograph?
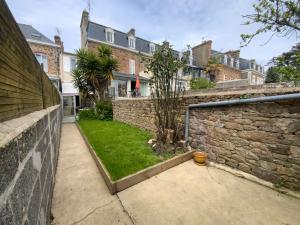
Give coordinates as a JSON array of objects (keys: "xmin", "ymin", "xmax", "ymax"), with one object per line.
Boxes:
[
  {"xmin": 18, "ymin": 23, "xmax": 79, "ymax": 122},
  {"xmin": 192, "ymin": 40, "xmax": 265, "ymax": 85},
  {"xmin": 80, "ymin": 10, "xmax": 203, "ymax": 97}
]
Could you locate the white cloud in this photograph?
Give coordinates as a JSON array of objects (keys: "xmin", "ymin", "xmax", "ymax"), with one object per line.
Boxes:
[{"xmin": 7, "ymin": 0, "xmax": 298, "ymax": 65}]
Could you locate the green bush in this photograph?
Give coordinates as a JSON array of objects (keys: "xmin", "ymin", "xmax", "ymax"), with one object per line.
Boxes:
[
  {"xmin": 78, "ymin": 109, "xmax": 97, "ymax": 120},
  {"xmin": 190, "ymin": 77, "xmax": 216, "ymax": 89},
  {"xmin": 95, "ymin": 101, "xmax": 113, "ymax": 120}
]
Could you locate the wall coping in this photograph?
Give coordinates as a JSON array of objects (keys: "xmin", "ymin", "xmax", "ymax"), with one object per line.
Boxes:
[
  {"xmin": 112, "ymin": 87, "xmax": 300, "ymax": 102},
  {"xmin": 0, "ymin": 105, "xmax": 60, "ymax": 148}
]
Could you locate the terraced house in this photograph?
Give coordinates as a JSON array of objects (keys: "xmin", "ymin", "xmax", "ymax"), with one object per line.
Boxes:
[
  {"xmin": 18, "ymin": 23, "xmax": 62, "ymax": 90},
  {"xmin": 80, "ymin": 10, "xmax": 205, "ymax": 98}
]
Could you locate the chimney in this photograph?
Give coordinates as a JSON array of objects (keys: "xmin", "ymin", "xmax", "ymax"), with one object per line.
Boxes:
[
  {"xmin": 80, "ymin": 9, "xmax": 89, "ymax": 48},
  {"xmin": 54, "ymin": 35, "xmax": 64, "ymax": 51},
  {"xmin": 224, "ymin": 50, "xmax": 240, "ymax": 59},
  {"xmin": 192, "ymin": 40, "xmax": 212, "ymax": 66},
  {"xmin": 128, "ymin": 28, "xmax": 135, "ymax": 36}
]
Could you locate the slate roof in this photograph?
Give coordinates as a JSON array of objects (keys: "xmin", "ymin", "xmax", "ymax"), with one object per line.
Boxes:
[
  {"xmin": 18, "ymin": 23, "xmax": 55, "ymax": 45},
  {"xmin": 87, "ymin": 21, "xmax": 160, "ymax": 54}
]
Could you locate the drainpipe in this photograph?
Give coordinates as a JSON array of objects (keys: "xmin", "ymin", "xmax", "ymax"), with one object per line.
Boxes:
[{"xmin": 184, "ymin": 93, "xmax": 300, "ymax": 145}]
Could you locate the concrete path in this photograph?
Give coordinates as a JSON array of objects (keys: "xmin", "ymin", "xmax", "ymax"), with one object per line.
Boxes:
[
  {"xmin": 51, "ymin": 123, "xmax": 133, "ymax": 225},
  {"xmin": 52, "ymin": 124, "xmax": 300, "ymax": 225}
]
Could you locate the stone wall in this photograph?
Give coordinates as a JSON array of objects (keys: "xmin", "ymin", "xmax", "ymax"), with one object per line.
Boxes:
[
  {"xmin": 189, "ymin": 100, "xmax": 300, "ymax": 191},
  {"xmin": 29, "ymin": 43, "xmax": 61, "ymax": 77},
  {"xmin": 112, "ymin": 87, "xmax": 300, "ymax": 190},
  {"xmin": 0, "ymin": 105, "xmax": 62, "ymax": 225}
]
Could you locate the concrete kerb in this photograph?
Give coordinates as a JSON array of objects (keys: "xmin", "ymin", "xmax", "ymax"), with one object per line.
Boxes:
[{"xmin": 76, "ymin": 122, "xmax": 194, "ymax": 194}]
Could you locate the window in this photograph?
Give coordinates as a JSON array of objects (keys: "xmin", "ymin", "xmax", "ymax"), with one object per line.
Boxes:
[
  {"xmin": 105, "ymin": 28, "xmax": 114, "ymax": 43},
  {"xmin": 150, "ymin": 43, "xmax": 155, "ymax": 54},
  {"xmin": 129, "ymin": 59, "xmax": 135, "ymax": 74},
  {"xmin": 70, "ymin": 58, "xmax": 76, "ymax": 71},
  {"xmin": 35, "ymin": 53, "xmax": 48, "ymax": 72},
  {"xmin": 128, "ymin": 36, "xmax": 135, "ymax": 49}
]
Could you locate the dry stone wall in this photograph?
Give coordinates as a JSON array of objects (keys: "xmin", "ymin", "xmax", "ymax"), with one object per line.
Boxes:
[
  {"xmin": 0, "ymin": 105, "xmax": 62, "ymax": 225},
  {"xmin": 112, "ymin": 87, "xmax": 300, "ymax": 190}
]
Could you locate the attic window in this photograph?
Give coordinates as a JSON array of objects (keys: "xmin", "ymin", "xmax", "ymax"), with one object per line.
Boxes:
[
  {"xmin": 31, "ymin": 32, "xmax": 41, "ymax": 38},
  {"xmin": 149, "ymin": 43, "xmax": 155, "ymax": 54},
  {"xmin": 128, "ymin": 36, "xmax": 135, "ymax": 49},
  {"xmin": 105, "ymin": 28, "xmax": 114, "ymax": 43}
]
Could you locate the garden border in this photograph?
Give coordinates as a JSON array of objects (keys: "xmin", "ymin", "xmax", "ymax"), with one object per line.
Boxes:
[{"xmin": 76, "ymin": 122, "xmax": 194, "ymax": 194}]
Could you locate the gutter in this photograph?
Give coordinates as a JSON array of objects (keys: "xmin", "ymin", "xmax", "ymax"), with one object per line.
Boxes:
[{"xmin": 184, "ymin": 93, "xmax": 300, "ymax": 145}]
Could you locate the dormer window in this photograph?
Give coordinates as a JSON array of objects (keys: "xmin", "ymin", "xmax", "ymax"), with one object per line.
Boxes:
[
  {"xmin": 105, "ymin": 28, "xmax": 114, "ymax": 43},
  {"xmin": 128, "ymin": 36, "xmax": 135, "ymax": 49},
  {"xmin": 150, "ymin": 43, "xmax": 155, "ymax": 54}
]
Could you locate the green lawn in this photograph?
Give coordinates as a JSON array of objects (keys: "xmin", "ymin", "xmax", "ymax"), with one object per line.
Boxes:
[{"xmin": 78, "ymin": 120, "xmax": 163, "ymax": 181}]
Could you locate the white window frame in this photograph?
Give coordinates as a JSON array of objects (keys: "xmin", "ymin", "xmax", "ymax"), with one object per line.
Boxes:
[
  {"xmin": 129, "ymin": 59, "xmax": 135, "ymax": 74},
  {"xmin": 150, "ymin": 43, "xmax": 155, "ymax": 54},
  {"xmin": 35, "ymin": 53, "xmax": 48, "ymax": 72},
  {"xmin": 128, "ymin": 35, "xmax": 136, "ymax": 49},
  {"xmin": 70, "ymin": 57, "xmax": 76, "ymax": 71},
  {"xmin": 105, "ymin": 28, "xmax": 114, "ymax": 43}
]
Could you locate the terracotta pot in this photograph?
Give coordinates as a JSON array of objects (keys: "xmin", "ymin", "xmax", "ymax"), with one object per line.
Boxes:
[{"xmin": 193, "ymin": 151, "xmax": 207, "ymax": 165}]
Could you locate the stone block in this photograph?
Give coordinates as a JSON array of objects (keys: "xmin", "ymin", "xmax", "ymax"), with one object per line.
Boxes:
[
  {"xmin": 18, "ymin": 125, "xmax": 37, "ymax": 162},
  {"xmin": 27, "ymin": 178, "xmax": 41, "ymax": 225},
  {"xmin": 40, "ymin": 146, "xmax": 50, "ymax": 193},
  {"xmin": 10, "ymin": 157, "xmax": 38, "ymax": 224},
  {"xmin": 290, "ymin": 146, "xmax": 300, "ymax": 158},
  {"xmin": 238, "ymin": 163, "xmax": 251, "ymax": 173},
  {"xmin": 224, "ymin": 122, "xmax": 243, "ymax": 131},
  {"xmin": 36, "ymin": 115, "xmax": 48, "ymax": 137},
  {"xmin": 0, "ymin": 200, "xmax": 15, "ymax": 225},
  {"xmin": 36, "ymin": 129, "xmax": 50, "ymax": 161},
  {"xmin": 0, "ymin": 139, "xmax": 18, "ymax": 194},
  {"xmin": 267, "ymin": 144, "xmax": 290, "ymax": 155},
  {"xmin": 260, "ymin": 161, "xmax": 277, "ymax": 171}
]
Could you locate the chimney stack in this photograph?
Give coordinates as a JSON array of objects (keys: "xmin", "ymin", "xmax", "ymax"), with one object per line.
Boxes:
[
  {"xmin": 128, "ymin": 28, "xmax": 135, "ymax": 36},
  {"xmin": 224, "ymin": 50, "xmax": 240, "ymax": 59},
  {"xmin": 54, "ymin": 35, "xmax": 64, "ymax": 51},
  {"xmin": 192, "ymin": 40, "xmax": 212, "ymax": 66}
]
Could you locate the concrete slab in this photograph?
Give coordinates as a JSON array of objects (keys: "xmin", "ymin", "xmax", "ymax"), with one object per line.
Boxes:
[
  {"xmin": 52, "ymin": 123, "xmax": 300, "ymax": 225},
  {"xmin": 118, "ymin": 160, "xmax": 300, "ymax": 225},
  {"xmin": 51, "ymin": 124, "xmax": 133, "ymax": 225}
]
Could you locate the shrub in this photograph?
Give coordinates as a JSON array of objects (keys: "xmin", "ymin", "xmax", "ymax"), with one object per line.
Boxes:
[
  {"xmin": 78, "ymin": 109, "xmax": 97, "ymax": 120},
  {"xmin": 190, "ymin": 77, "xmax": 216, "ymax": 89},
  {"xmin": 95, "ymin": 101, "xmax": 113, "ymax": 120}
]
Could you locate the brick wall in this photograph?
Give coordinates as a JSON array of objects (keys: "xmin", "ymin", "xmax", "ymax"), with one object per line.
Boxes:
[
  {"xmin": 112, "ymin": 87, "xmax": 300, "ymax": 190},
  {"xmin": 29, "ymin": 43, "xmax": 61, "ymax": 77},
  {"xmin": 0, "ymin": 105, "xmax": 62, "ymax": 225},
  {"xmin": 216, "ymin": 64, "xmax": 241, "ymax": 81},
  {"xmin": 87, "ymin": 41, "xmax": 147, "ymax": 75}
]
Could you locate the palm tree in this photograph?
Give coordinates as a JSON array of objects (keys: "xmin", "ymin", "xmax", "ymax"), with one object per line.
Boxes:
[{"xmin": 72, "ymin": 45, "xmax": 118, "ymax": 103}]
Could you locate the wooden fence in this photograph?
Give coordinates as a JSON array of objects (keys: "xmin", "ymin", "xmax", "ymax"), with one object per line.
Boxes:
[{"xmin": 0, "ymin": 1, "xmax": 60, "ymax": 122}]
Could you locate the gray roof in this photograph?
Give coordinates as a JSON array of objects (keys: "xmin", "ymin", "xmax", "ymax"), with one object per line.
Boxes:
[
  {"xmin": 87, "ymin": 21, "xmax": 161, "ymax": 54},
  {"xmin": 18, "ymin": 23, "xmax": 55, "ymax": 45}
]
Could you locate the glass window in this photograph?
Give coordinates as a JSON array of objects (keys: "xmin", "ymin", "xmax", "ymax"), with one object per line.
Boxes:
[
  {"xmin": 118, "ymin": 80, "xmax": 127, "ymax": 97},
  {"xmin": 128, "ymin": 37, "xmax": 135, "ymax": 49},
  {"xmin": 70, "ymin": 58, "xmax": 76, "ymax": 71},
  {"xmin": 150, "ymin": 43, "xmax": 155, "ymax": 54},
  {"xmin": 35, "ymin": 53, "xmax": 48, "ymax": 72},
  {"xmin": 129, "ymin": 59, "xmax": 135, "ymax": 74},
  {"xmin": 106, "ymin": 30, "xmax": 114, "ymax": 43}
]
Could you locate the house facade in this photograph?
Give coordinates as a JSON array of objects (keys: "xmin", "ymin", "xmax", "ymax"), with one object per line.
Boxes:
[
  {"xmin": 192, "ymin": 40, "xmax": 265, "ymax": 86},
  {"xmin": 19, "ymin": 23, "xmax": 80, "ymax": 121},
  {"xmin": 80, "ymin": 10, "xmax": 153, "ymax": 98},
  {"xmin": 18, "ymin": 23, "xmax": 62, "ymax": 89}
]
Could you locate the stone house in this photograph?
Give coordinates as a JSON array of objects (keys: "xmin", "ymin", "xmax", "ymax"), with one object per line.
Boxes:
[
  {"xmin": 80, "ymin": 10, "xmax": 204, "ymax": 97},
  {"xmin": 18, "ymin": 23, "xmax": 62, "ymax": 90},
  {"xmin": 18, "ymin": 23, "xmax": 80, "ymax": 122},
  {"xmin": 192, "ymin": 40, "xmax": 265, "ymax": 86}
]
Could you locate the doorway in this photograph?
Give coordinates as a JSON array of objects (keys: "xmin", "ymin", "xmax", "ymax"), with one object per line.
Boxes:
[{"xmin": 63, "ymin": 95, "xmax": 76, "ymax": 123}]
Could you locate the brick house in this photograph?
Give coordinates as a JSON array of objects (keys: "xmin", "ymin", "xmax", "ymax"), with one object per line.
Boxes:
[
  {"xmin": 192, "ymin": 40, "xmax": 265, "ymax": 86},
  {"xmin": 18, "ymin": 23, "xmax": 62, "ymax": 89},
  {"xmin": 80, "ymin": 10, "xmax": 204, "ymax": 97}
]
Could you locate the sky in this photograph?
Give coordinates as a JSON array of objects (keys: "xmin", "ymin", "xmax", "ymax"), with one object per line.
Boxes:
[{"xmin": 7, "ymin": 0, "xmax": 298, "ymax": 66}]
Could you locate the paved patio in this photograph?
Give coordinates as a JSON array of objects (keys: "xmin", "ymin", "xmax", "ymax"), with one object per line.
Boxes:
[{"xmin": 51, "ymin": 124, "xmax": 300, "ymax": 225}]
